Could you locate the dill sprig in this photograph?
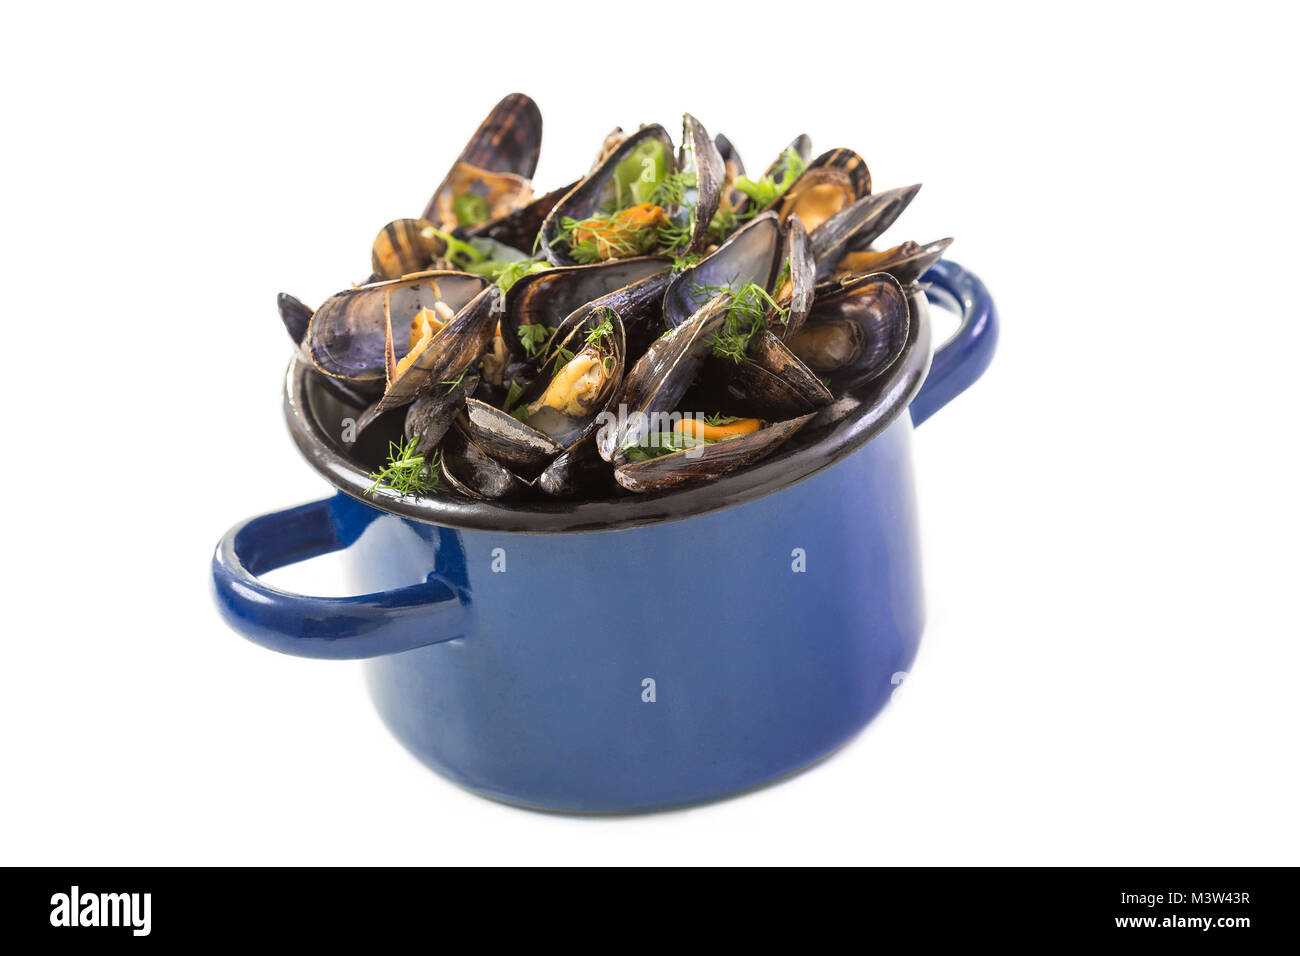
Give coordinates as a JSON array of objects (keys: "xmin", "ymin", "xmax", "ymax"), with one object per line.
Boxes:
[
  {"xmin": 650, "ymin": 170, "xmax": 697, "ymax": 209},
  {"xmin": 367, "ymin": 436, "xmax": 442, "ymax": 497},
  {"xmin": 691, "ymin": 281, "xmax": 787, "ymax": 362}
]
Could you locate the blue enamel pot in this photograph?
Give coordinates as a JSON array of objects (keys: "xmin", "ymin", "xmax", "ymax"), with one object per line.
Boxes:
[{"xmin": 213, "ymin": 260, "xmax": 996, "ymax": 813}]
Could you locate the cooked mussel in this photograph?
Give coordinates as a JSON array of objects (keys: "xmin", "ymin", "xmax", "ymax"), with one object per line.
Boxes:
[
  {"xmin": 538, "ymin": 115, "xmax": 723, "ymax": 266},
  {"xmin": 830, "ymin": 237, "xmax": 953, "ymax": 287},
  {"xmin": 501, "ymin": 257, "xmax": 667, "ymax": 361},
  {"xmin": 308, "ymin": 271, "xmax": 489, "ymax": 386},
  {"xmin": 422, "ymin": 93, "xmax": 542, "ymax": 232},
  {"xmin": 613, "ymin": 412, "xmax": 814, "ymax": 493},
  {"xmin": 777, "ymin": 148, "xmax": 871, "ymax": 235},
  {"xmin": 597, "ymin": 293, "xmax": 730, "ymax": 462},
  {"xmin": 462, "ymin": 305, "xmax": 626, "ymax": 477},
  {"xmin": 371, "ymin": 219, "xmax": 449, "ymax": 281},
  {"xmin": 355, "ymin": 282, "xmax": 501, "ymax": 430},
  {"xmin": 787, "ymin": 272, "xmax": 910, "ymax": 393},
  {"xmin": 808, "ymin": 184, "xmax": 922, "ymax": 280},
  {"xmin": 440, "ymin": 422, "xmax": 531, "ymax": 500}
]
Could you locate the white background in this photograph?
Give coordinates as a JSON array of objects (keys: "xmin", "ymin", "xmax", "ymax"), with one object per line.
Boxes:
[{"xmin": 2, "ymin": 2, "xmax": 1296, "ymax": 865}]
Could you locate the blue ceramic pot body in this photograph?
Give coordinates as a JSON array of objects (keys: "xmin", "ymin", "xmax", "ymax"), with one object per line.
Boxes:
[
  {"xmin": 355, "ymin": 417, "xmax": 921, "ymax": 812},
  {"xmin": 213, "ymin": 261, "xmax": 996, "ymax": 813}
]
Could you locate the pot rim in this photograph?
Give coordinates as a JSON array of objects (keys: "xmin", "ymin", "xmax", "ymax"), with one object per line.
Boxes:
[{"xmin": 284, "ymin": 290, "xmax": 933, "ymax": 534}]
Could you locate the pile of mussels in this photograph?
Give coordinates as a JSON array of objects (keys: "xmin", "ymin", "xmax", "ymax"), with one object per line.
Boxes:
[{"xmin": 278, "ymin": 93, "xmax": 950, "ymax": 501}]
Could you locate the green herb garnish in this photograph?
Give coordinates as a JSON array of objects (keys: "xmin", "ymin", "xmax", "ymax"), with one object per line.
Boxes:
[
  {"xmin": 691, "ymin": 281, "xmax": 787, "ymax": 362},
  {"xmin": 366, "ymin": 436, "xmax": 442, "ymax": 497},
  {"xmin": 453, "ymin": 194, "xmax": 490, "ymax": 228},
  {"xmin": 517, "ymin": 323, "xmax": 554, "ymax": 358}
]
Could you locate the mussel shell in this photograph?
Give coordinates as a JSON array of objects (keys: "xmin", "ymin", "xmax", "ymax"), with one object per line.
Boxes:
[
  {"xmin": 278, "ymin": 292, "xmax": 313, "ymax": 346},
  {"xmin": 466, "ymin": 180, "xmax": 578, "ymax": 251},
  {"xmin": 421, "ymin": 93, "xmax": 542, "ymax": 227},
  {"xmin": 826, "ymin": 237, "xmax": 953, "ymax": 288},
  {"xmin": 590, "ymin": 127, "xmax": 627, "ymax": 172},
  {"xmin": 356, "ymin": 283, "xmax": 502, "ymax": 429},
  {"xmin": 404, "ymin": 371, "xmax": 479, "ymax": 456},
  {"xmin": 307, "ymin": 271, "xmax": 488, "ymax": 385},
  {"xmin": 501, "ymin": 257, "xmax": 667, "ymax": 360},
  {"xmin": 538, "ymin": 125, "xmax": 675, "ymax": 266},
  {"xmin": 538, "ymin": 434, "xmax": 622, "ymax": 499},
  {"xmin": 519, "ymin": 304, "xmax": 627, "ymax": 447},
  {"xmin": 440, "ymin": 423, "xmax": 530, "ymax": 500},
  {"xmin": 461, "ymin": 398, "xmax": 563, "ymax": 479},
  {"xmin": 662, "ymin": 211, "xmax": 780, "ymax": 328},
  {"xmin": 714, "ymin": 132, "xmax": 744, "ymax": 183},
  {"xmin": 676, "ymin": 112, "xmax": 725, "ymax": 257},
  {"xmin": 768, "ymin": 216, "xmax": 814, "ymax": 339},
  {"xmin": 809, "ymin": 184, "xmax": 922, "ymax": 279},
  {"xmin": 787, "ymin": 272, "xmax": 910, "ymax": 393},
  {"xmin": 562, "ymin": 268, "xmax": 672, "ymax": 361},
  {"xmin": 371, "ymin": 219, "xmax": 448, "ymax": 281},
  {"xmin": 613, "ymin": 413, "xmax": 814, "ymax": 493},
  {"xmin": 598, "ymin": 294, "xmax": 730, "ymax": 462},
  {"xmin": 687, "ymin": 331, "xmax": 832, "ymax": 420}
]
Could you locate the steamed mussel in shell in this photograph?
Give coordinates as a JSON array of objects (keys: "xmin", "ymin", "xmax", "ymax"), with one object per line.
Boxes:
[{"xmin": 278, "ymin": 95, "xmax": 944, "ymax": 503}]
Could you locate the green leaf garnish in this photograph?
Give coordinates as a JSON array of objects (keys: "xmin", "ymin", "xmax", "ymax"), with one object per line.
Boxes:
[
  {"xmin": 453, "ymin": 194, "xmax": 490, "ymax": 228},
  {"xmin": 366, "ymin": 436, "xmax": 442, "ymax": 497},
  {"xmin": 518, "ymin": 323, "xmax": 554, "ymax": 358}
]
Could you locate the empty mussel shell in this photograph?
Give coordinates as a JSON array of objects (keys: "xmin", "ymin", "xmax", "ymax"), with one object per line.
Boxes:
[
  {"xmin": 787, "ymin": 272, "xmax": 910, "ymax": 393},
  {"xmin": 277, "ymin": 292, "xmax": 313, "ymax": 346}
]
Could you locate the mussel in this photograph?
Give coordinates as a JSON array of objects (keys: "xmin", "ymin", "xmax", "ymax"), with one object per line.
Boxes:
[
  {"xmin": 539, "ymin": 115, "xmax": 724, "ymax": 266},
  {"xmin": 308, "ymin": 271, "xmax": 489, "ymax": 387},
  {"xmin": 786, "ymin": 272, "xmax": 911, "ymax": 393},
  {"xmin": 356, "ymin": 282, "xmax": 502, "ymax": 430},
  {"xmin": 422, "ymin": 93, "xmax": 542, "ymax": 232},
  {"xmin": 777, "ymin": 148, "xmax": 871, "ymax": 235},
  {"xmin": 808, "ymin": 184, "xmax": 922, "ymax": 280},
  {"xmin": 829, "ymin": 237, "xmax": 953, "ymax": 287},
  {"xmin": 462, "ymin": 305, "xmax": 626, "ymax": 478}
]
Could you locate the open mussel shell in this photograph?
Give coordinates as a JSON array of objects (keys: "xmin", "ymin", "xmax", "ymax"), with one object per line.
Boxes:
[
  {"xmin": 787, "ymin": 272, "xmax": 910, "ymax": 393},
  {"xmin": 768, "ymin": 216, "xmax": 814, "ymax": 339},
  {"xmin": 370, "ymin": 219, "xmax": 449, "ymax": 280},
  {"xmin": 308, "ymin": 271, "xmax": 489, "ymax": 386},
  {"xmin": 464, "ymin": 305, "xmax": 626, "ymax": 476},
  {"xmin": 689, "ymin": 331, "xmax": 832, "ymax": 420},
  {"xmin": 422, "ymin": 93, "xmax": 542, "ymax": 231},
  {"xmin": 501, "ymin": 257, "xmax": 666, "ymax": 360},
  {"xmin": 405, "ymin": 371, "xmax": 479, "ymax": 456},
  {"xmin": 440, "ymin": 422, "xmax": 531, "ymax": 500},
  {"xmin": 809, "ymin": 184, "xmax": 922, "ymax": 280},
  {"xmin": 662, "ymin": 211, "xmax": 780, "ymax": 328},
  {"xmin": 538, "ymin": 124, "xmax": 675, "ymax": 265},
  {"xmin": 564, "ymin": 268, "xmax": 672, "ymax": 360},
  {"xmin": 613, "ymin": 413, "xmax": 815, "ymax": 493},
  {"xmin": 356, "ymin": 283, "xmax": 502, "ymax": 429},
  {"xmin": 466, "ymin": 180, "xmax": 578, "ymax": 251},
  {"xmin": 598, "ymin": 294, "xmax": 730, "ymax": 462},
  {"xmin": 714, "ymin": 132, "xmax": 744, "ymax": 184},
  {"xmin": 590, "ymin": 127, "xmax": 627, "ymax": 172},
  {"xmin": 778, "ymin": 147, "xmax": 871, "ymax": 235},
  {"xmin": 828, "ymin": 237, "xmax": 954, "ymax": 287},
  {"xmin": 675, "ymin": 112, "xmax": 725, "ymax": 256}
]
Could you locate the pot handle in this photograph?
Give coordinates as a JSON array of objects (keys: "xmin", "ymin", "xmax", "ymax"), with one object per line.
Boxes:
[
  {"xmin": 910, "ymin": 259, "xmax": 998, "ymax": 425},
  {"xmin": 211, "ymin": 493, "xmax": 469, "ymax": 660}
]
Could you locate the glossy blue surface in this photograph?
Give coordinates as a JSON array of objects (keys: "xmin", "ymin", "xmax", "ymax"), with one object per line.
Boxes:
[{"xmin": 212, "ymin": 260, "xmax": 996, "ymax": 812}]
